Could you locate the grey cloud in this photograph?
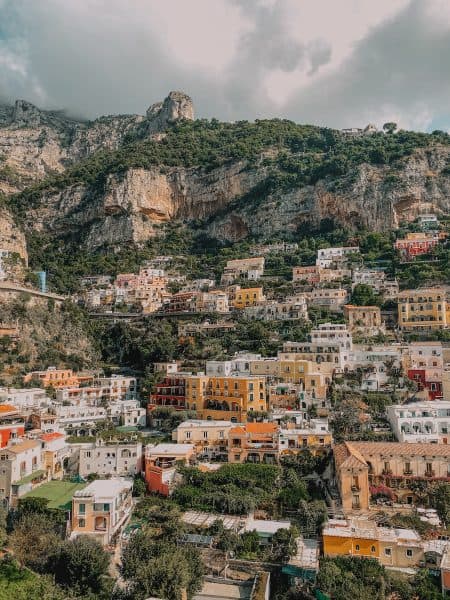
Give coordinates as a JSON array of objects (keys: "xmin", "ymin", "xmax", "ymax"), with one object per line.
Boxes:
[
  {"xmin": 0, "ymin": 0, "xmax": 448, "ymax": 130},
  {"xmin": 283, "ymin": 0, "xmax": 450, "ymax": 129}
]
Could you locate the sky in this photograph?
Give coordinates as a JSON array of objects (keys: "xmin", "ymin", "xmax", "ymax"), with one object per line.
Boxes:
[{"xmin": 0, "ymin": 0, "xmax": 450, "ymax": 130}]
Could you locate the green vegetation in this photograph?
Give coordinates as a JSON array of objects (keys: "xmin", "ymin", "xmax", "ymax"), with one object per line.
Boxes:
[
  {"xmin": 12, "ymin": 119, "xmax": 449, "ymax": 217},
  {"xmin": 22, "ymin": 480, "xmax": 86, "ymax": 510},
  {"xmin": 0, "ymin": 558, "xmax": 66, "ymax": 600},
  {"xmin": 316, "ymin": 556, "xmax": 441, "ymax": 600}
]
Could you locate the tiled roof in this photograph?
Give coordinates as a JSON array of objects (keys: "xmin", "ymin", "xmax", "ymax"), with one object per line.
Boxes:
[
  {"xmin": 41, "ymin": 432, "xmax": 64, "ymax": 442},
  {"xmin": 336, "ymin": 441, "xmax": 450, "ymax": 460},
  {"xmin": 0, "ymin": 404, "xmax": 18, "ymax": 413},
  {"xmin": 4, "ymin": 439, "xmax": 40, "ymax": 453}
]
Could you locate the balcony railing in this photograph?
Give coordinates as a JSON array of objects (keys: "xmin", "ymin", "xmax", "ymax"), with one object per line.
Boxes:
[{"xmin": 425, "ymin": 470, "xmax": 436, "ymax": 478}]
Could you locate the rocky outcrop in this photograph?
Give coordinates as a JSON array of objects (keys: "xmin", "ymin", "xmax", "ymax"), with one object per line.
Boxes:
[
  {"xmin": 0, "ymin": 91, "xmax": 194, "ymax": 194},
  {"xmin": 146, "ymin": 91, "xmax": 194, "ymax": 133}
]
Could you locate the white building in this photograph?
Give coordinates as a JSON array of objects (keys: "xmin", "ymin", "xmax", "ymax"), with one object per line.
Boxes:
[
  {"xmin": 0, "ymin": 439, "xmax": 45, "ymax": 506},
  {"xmin": 386, "ymin": 401, "xmax": 450, "ymax": 444},
  {"xmin": 74, "ymin": 440, "xmax": 143, "ymax": 478},
  {"xmin": 316, "ymin": 247, "xmax": 360, "ymax": 268},
  {"xmin": 0, "ymin": 387, "xmax": 50, "ymax": 411}
]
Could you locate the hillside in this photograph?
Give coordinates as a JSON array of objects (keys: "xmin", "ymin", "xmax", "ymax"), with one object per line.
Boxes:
[{"xmin": 1, "ymin": 91, "xmax": 450, "ymax": 288}]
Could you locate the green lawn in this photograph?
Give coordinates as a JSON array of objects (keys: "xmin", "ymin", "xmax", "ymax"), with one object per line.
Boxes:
[{"xmin": 22, "ymin": 480, "xmax": 86, "ymax": 510}]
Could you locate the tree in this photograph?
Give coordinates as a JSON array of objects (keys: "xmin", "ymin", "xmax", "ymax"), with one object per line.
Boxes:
[
  {"xmin": 430, "ymin": 482, "xmax": 450, "ymax": 526},
  {"xmin": 132, "ymin": 474, "xmax": 147, "ymax": 497},
  {"xmin": 9, "ymin": 512, "xmax": 62, "ymax": 572},
  {"xmin": 351, "ymin": 283, "xmax": 381, "ymax": 306},
  {"xmin": 0, "ymin": 556, "xmax": 66, "ymax": 600},
  {"xmin": 383, "ymin": 122, "xmax": 397, "ymax": 134},
  {"xmin": 121, "ymin": 533, "xmax": 204, "ymax": 600},
  {"xmin": 269, "ymin": 527, "xmax": 298, "ymax": 563},
  {"xmin": 51, "ymin": 536, "xmax": 111, "ymax": 597}
]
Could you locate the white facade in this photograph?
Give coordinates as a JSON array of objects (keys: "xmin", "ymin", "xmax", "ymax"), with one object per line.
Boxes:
[
  {"xmin": 386, "ymin": 401, "xmax": 450, "ymax": 443},
  {"xmin": 305, "ymin": 289, "xmax": 350, "ymax": 311},
  {"xmin": 0, "ymin": 388, "xmax": 50, "ymax": 410},
  {"xmin": 316, "ymin": 247, "xmax": 360, "ymax": 268},
  {"xmin": 75, "ymin": 441, "xmax": 143, "ymax": 478}
]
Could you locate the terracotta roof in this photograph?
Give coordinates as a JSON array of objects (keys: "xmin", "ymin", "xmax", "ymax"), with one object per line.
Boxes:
[
  {"xmin": 3, "ymin": 439, "xmax": 40, "ymax": 453},
  {"xmin": 334, "ymin": 442, "xmax": 368, "ymax": 470},
  {"xmin": 41, "ymin": 432, "xmax": 64, "ymax": 442},
  {"xmin": 230, "ymin": 423, "xmax": 278, "ymax": 435},
  {"xmin": 339, "ymin": 441, "xmax": 450, "ymax": 459},
  {"xmin": 0, "ymin": 404, "xmax": 18, "ymax": 413}
]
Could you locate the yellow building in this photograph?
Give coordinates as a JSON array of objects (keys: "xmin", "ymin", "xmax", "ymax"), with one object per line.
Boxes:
[
  {"xmin": 279, "ymin": 420, "xmax": 332, "ymax": 455},
  {"xmin": 323, "ymin": 517, "xmax": 425, "ymax": 569},
  {"xmin": 231, "ymin": 287, "xmax": 265, "ymax": 309},
  {"xmin": 398, "ymin": 287, "xmax": 450, "ymax": 331},
  {"xmin": 249, "ymin": 357, "xmax": 329, "ymax": 399},
  {"xmin": 172, "ymin": 419, "xmax": 235, "ymax": 459},
  {"xmin": 196, "ymin": 375, "xmax": 267, "ymax": 422}
]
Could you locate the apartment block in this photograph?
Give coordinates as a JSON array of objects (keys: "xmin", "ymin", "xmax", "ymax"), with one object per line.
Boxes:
[
  {"xmin": 305, "ymin": 288, "xmax": 350, "ymax": 312},
  {"xmin": 344, "ymin": 304, "xmax": 384, "ymax": 336},
  {"xmin": 76, "ymin": 440, "xmax": 143, "ymax": 478},
  {"xmin": 144, "ymin": 443, "xmax": 195, "ymax": 496},
  {"xmin": 0, "ymin": 439, "xmax": 46, "ymax": 507},
  {"xmin": 398, "ymin": 288, "xmax": 450, "ymax": 331}
]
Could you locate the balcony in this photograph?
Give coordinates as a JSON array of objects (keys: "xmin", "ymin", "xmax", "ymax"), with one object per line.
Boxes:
[
  {"xmin": 382, "ymin": 469, "xmax": 393, "ymax": 476},
  {"xmin": 403, "ymin": 470, "xmax": 413, "ymax": 475},
  {"xmin": 425, "ymin": 470, "xmax": 436, "ymax": 478},
  {"xmin": 351, "ymin": 485, "xmax": 360, "ymax": 492}
]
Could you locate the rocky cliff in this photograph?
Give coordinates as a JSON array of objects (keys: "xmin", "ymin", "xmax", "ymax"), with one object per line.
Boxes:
[
  {"xmin": 2, "ymin": 91, "xmax": 450, "ymax": 260},
  {"xmin": 22, "ymin": 144, "xmax": 450, "ymax": 249},
  {"xmin": 0, "ymin": 91, "xmax": 195, "ymax": 195}
]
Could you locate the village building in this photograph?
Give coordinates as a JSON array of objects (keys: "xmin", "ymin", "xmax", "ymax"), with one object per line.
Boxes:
[
  {"xmin": 344, "ymin": 304, "xmax": 384, "ymax": 337},
  {"xmin": 323, "ymin": 517, "xmax": 437, "ymax": 570},
  {"xmin": 386, "ymin": 401, "xmax": 450, "ymax": 444},
  {"xmin": 0, "ymin": 439, "xmax": 46, "ymax": 507},
  {"xmin": 228, "ymin": 422, "xmax": 279, "ymax": 464},
  {"xmin": 334, "ymin": 441, "xmax": 450, "ymax": 512},
  {"xmin": 305, "ymin": 288, "xmax": 350, "ymax": 312},
  {"xmin": 144, "ymin": 443, "xmax": 195, "ymax": 496},
  {"xmin": 74, "ymin": 440, "xmax": 143, "ymax": 478},
  {"xmin": 316, "ymin": 247, "xmax": 360, "ymax": 268},
  {"xmin": 71, "ymin": 478, "xmax": 133, "ymax": 546},
  {"xmin": 221, "ymin": 257, "xmax": 265, "ymax": 285},
  {"xmin": 398, "ymin": 287, "xmax": 450, "ymax": 331},
  {"xmin": 172, "ymin": 420, "xmax": 235, "ymax": 460}
]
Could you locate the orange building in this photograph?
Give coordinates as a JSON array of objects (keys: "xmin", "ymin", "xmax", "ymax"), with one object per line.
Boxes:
[
  {"xmin": 198, "ymin": 376, "xmax": 268, "ymax": 422},
  {"xmin": 144, "ymin": 443, "xmax": 195, "ymax": 496},
  {"xmin": 228, "ymin": 422, "xmax": 279, "ymax": 464},
  {"xmin": 23, "ymin": 367, "xmax": 90, "ymax": 388},
  {"xmin": 0, "ymin": 405, "xmax": 24, "ymax": 447}
]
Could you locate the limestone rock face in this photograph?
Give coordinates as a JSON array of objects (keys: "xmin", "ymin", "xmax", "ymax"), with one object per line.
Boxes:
[
  {"xmin": 0, "ymin": 91, "xmax": 193, "ymax": 194},
  {"xmin": 146, "ymin": 91, "xmax": 194, "ymax": 134},
  {"xmin": 12, "ymin": 100, "xmax": 42, "ymax": 126}
]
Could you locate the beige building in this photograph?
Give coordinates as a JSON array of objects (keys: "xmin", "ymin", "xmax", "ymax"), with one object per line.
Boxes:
[
  {"xmin": 305, "ymin": 288, "xmax": 349, "ymax": 312},
  {"xmin": 344, "ymin": 304, "xmax": 384, "ymax": 336},
  {"xmin": 172, "ymin": 420, "xmax": 236, "ymax": 459},
  {"xmin": 334, "ymin": 441, "xmax": 450, "ymax": 513},
  {"xmin": 71, "ymin": 478, "xmax": 133, "ymax": 546}
]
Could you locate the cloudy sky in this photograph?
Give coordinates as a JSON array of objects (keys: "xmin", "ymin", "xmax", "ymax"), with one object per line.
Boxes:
[{"xmin": 0, "ymin": 0, "xmax": 449, "ymax": 130}]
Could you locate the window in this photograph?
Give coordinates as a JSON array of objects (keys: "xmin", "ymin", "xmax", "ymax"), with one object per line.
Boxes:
[
  {"xmin": 203, "ymin": 431, "xmax": 208, "ymax": 439},
  {"xmin": 371, "ymin": 546, "xmax": 376, "ymax": 553},
  {"xmin": 78, "ymin": 503, "xmax": 85, "ymax": 514},
  {"xmin": 185, "ymin": 431, "xmax": 191, "ymax": 439},
  {"xmin": 78, "ymin": 518, "xmax": 85, "ymax": 528},
  {"xmin": 385, "ymin": 548, "xmax": 392, "ymax": 556},
  {"xmin": 355, "ymin": 545, "xmax": 360, "ymax": 551},
  {"xmin": 406, "ymin": 549, "xmax": 413, "ymax": 557}
]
